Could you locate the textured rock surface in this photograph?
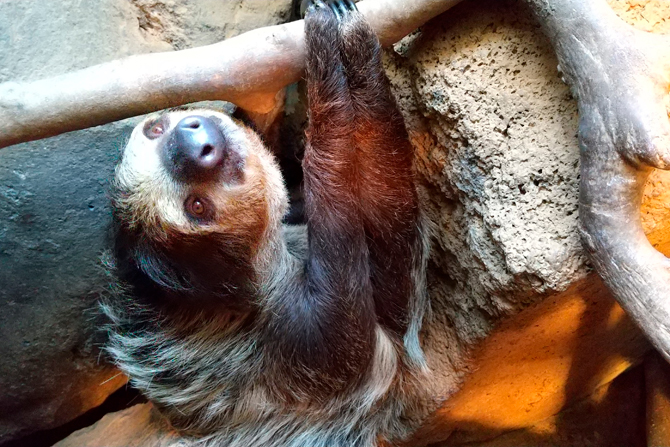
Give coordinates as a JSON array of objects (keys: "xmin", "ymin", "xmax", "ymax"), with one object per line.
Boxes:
[
  {"xmin": 609, "ymin": 0, "xmax": 670, "ymax": 34},
  {"xmin": 52, "ymin": 403, "xmax": 178, "ymax": 447},
  {"xmin": 0, "ymin": 0, "xmax": 294, "ymax": 84},
  {"xmin": 126, "ymin": 0, "xmax": 294, "ymax": 50},
  {"xmin": 0, "ymin": 0, "xmax": 292, "ymax": 443},
  {"xmin": 0, "ymin": 123, "xmax": 133, "ymax": 443},
  {"xmin": 389, "ymin": 0, "xmax": 669, "ymax": 443},
  {"xmin": 390, "ymin": 0, "xmax": 585, "ymax": 364},
  {"xmin": 409, "ymin": 263, "xmax": 655, "ymax": 445},
  {"xmin": 448, "ymin": 364, "xmax": 648, "ymax": 447},
  {"xmin": 384, "ymin": 0, "xmax": 670, "ymax": 393}
]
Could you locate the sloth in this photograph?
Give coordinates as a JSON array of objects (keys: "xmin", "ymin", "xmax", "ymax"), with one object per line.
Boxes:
[{"xmin": 104, "ymin": 1, "xmax": 431, "ymax": 446}]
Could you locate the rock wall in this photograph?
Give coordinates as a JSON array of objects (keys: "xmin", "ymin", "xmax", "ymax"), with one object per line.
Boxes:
[
  {"xmin": 388, "ymin": 0, "xmax": 585, "ymax": 387},
  {"xmin": 393, "ymin": 1, "xmax": 670, "ymax": 366},
  {"xmin": 390, "ymin": 0, "xmax": 669, "ymax": 443}
]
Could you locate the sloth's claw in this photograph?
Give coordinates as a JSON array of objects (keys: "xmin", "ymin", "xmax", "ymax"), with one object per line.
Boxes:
[
  {"xmin": 301, "ymin": 0, "xmax": 357, "ymax": 20},
  {"xmin": 330, "ymin": 2, "xmax": 343, "ymax": 21},
  {"xmin": 300, "ymin": 0, "xmax": 326, "ymax": 19},
  {"xmin": 328, "ymin": 0, "xmax": 357, "ymax": 21},
  {"xmin": 343, "ymin": 0, "xmax": 358, "ymax": 12}
]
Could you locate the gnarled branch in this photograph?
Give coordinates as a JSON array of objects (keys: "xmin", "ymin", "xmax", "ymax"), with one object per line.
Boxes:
[
  {"xmin": 524, "ymin": 0, "xmax": 670, "ymax": 360},
  {"xmin": 0, "ymin": 0, "xmax": 462, "ymax": 149}
]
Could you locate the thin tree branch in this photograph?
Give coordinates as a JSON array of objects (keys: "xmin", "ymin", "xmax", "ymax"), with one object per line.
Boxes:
[
  {"xmin": 0, "ymin": 0, "xmax": 463, "ymax": 149},
  {"xmin": 524, "ymin": 0, "xmax": 670, "ymax": 360}
]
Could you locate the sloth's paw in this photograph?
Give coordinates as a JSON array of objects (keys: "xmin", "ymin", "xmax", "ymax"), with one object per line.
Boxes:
[
  {"xmin": 301, "ymin": 0, "xmax": 356, "ymax": 20},
  {"xmin": 326, "ymin": 0, "xmax": 357, "ymax": 21}
]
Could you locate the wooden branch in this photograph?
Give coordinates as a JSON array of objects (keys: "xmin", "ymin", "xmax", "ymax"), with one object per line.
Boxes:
[
  {"xmin": 524, "ymin": 0, "xmax": 670, "ymax": 360},
  {"xmin": 0, "ymin": 0, "xmax": 463, "ymax": 149}
]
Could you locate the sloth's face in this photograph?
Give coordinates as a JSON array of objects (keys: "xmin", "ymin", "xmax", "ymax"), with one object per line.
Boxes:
[
  {"xmin": 111, "ymin": 108, "xmax": 287, "ymax": 301},
  {"xmin": 114, "ymin": 108, "xmax": 284, "ymax": 239}
]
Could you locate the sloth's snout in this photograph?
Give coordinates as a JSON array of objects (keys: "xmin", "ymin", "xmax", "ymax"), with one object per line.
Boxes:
[{"xmin": 165, "ymin": 115, "xmax": 227, "ymax": 182}]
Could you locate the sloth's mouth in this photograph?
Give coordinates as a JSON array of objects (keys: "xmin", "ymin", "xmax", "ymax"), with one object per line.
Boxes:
[{"xmin": 161, "ymin": 114, "xmax": 245, "ymax": 185}]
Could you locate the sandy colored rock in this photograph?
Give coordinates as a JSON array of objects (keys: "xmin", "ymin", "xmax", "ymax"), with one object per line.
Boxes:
[
  {"xmin": 388, "ymin": 0, "xmax": 669, "ymax": 443},
  {"xmin": 52, "ymin": 403, "xmax": 179, "ymax": 447},
  {"xmin": 126, "ymin": 0, "xmax": 294, "ymax": 50},
  {"xmin": 408, "ymin": 266, "xmax": 654, "ymax": 445},
  {"xmin": 445, "ymin": 365, "xmax": 646, "ymax": 447},
  {"xmin": 610, "ymin": 0, "xmax": 670, "ymax": 33},
  {"xmin": 645, "ymin": 352, "xmax": 670, "ymax": 447},
  {"xmin": 389, "ymin": 0, "xmax": 587, "ymax": 390}
]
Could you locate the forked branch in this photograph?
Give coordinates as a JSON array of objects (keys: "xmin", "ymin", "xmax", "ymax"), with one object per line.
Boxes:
[
  {"xmin": 524, "ymin": 0, "xmax": 670, "ymax": 359},
  {"xmin": 0, "ymin": 0, "xmax": 462, "ymax": 149}
]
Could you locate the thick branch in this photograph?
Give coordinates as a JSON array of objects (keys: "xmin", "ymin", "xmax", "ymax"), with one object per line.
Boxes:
[
  {"xmin": 524, "ymin": 0, "xmax": 670, "ymax": 360},
  {"xmin": 0, "ymin": 0, "xmax": 462, "ymax": 149}
]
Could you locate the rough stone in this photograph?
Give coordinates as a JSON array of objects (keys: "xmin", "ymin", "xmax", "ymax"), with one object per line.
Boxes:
[
  {"xmin": 0, "ymin": 0, "xmax": 170, "ymax": 84},
  {"xmin": 387, "ymin": 0, "xmax": 670, "ymax": 442},
  {"xmin": 0, "ymin": 122, "xmax": 134, "ymax": 443},
  {"xmin": 409, "ymin": 267, "xmax": 654, "ymax": 445},
  {"xmin": 383, "ymin": 0, "xmax": 670, "ymax": 398},
  {"xmin": 609, "ymin": 0, "xmax": 670, "ymax": 34},
  {"xmin": 391, "ymin": 0, "xmax": 586, "ymax": 354},
  {"xmin": 52, "ymin": 403, "xmax": 178, "ymax": 447},
  {"xmin": 126, "ymin": 0, "xmax": 295, "ymax": 50},
  {"xmin": 0, "ymin": 0, "xmax": 292, "ymax": 443},
  {"xmin": 445, "ymin": 365, "xmax": 647, "ymax": 447}
]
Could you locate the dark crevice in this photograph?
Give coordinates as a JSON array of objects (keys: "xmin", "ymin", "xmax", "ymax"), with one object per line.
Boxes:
[{"xmin": 0, "ymin": 386, "xmax": 145, "ymax": 447}]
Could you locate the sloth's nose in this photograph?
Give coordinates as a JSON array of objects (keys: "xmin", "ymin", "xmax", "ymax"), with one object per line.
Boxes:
[{"xmin": 167, "ymin": 115, "xmax": 227, "ymax": 181}]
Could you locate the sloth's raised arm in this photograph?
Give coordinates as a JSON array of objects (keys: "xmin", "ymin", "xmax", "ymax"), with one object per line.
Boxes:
[
  {"xmin": 265, "ymin": 5, "xmax": 378, "ymax": 398},
  {"xmin": 264, "ymin": 3, "xmax": 426, "ymax": 399}
]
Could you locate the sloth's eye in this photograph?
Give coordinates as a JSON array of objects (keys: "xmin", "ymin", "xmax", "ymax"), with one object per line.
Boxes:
[
  {"xmin": 191, "ymin": 199, "xmax": 205, "ymax": 215},
  {"xmin": 150, "ymin": 123, "xmax": 164, "ymax": 136},
  {"xmin": 143, "ymin": 119, "xmax": 166, "ymax": 139},
  {"xmin": 185, "ymin": 196, "xmax": 213, "ymax": 222}
]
